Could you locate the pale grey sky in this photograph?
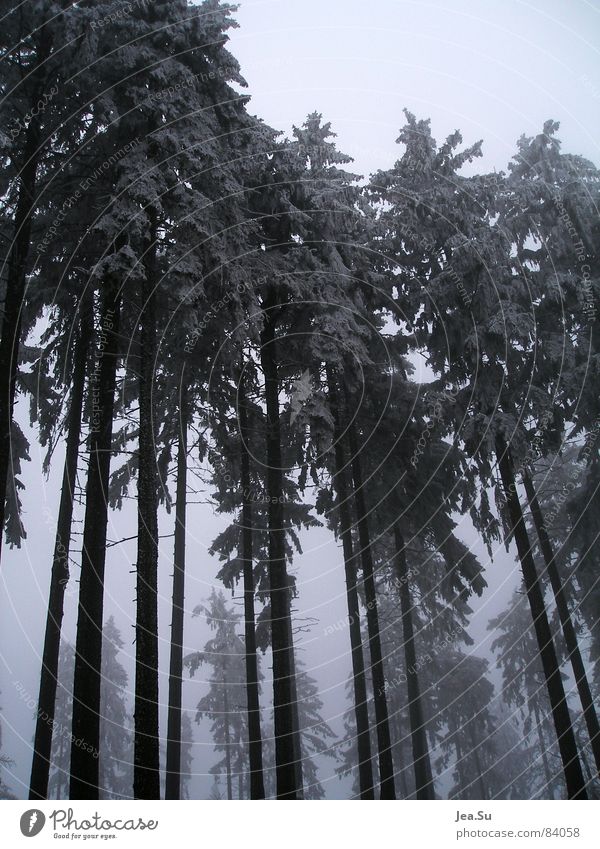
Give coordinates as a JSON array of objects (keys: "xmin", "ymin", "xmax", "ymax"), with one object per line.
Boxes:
[{"xmin": 229, "ymin": 0, "xmax": 600, "ymax": 176}]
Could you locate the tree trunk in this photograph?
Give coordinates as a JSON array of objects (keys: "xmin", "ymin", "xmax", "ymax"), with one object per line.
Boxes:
[
  {"xmin": 393, "ymin": 525, "xmax": 435, "ymax": 799},
  {"xmin": 57, "ymin": 731, "xmax": 68, "ymax": 800},
  {"xmin": 133, "ymin": 221, "xmax": 160, "ymax": 799},
  {"xmin": 522, "ymin": 468, "xmax": 600, "ymax": 778},
  {"xmin": 495, "ymin": 435, "xmax": 587, "ymax": 799},
  {"xmin": 399, "ymin": 748, "xmax": 410, "ymax": 799},
  {"xmin": 260, "ymin": 302, "xmax": 300, "ymax": 799},
  {"xmin": 29, "ymin": 301, "xmax": 92, "ymax": 800},
  {"xmin": 287, "ymin": 615, "xmax": 304, "ymax": 798},
  {"xmin": 69, "ymin": 282, "xmax": 122, "ymax": 799},
  {"xmin": 238, "ymin": 376, "xmax": 266, "ymax": 799},
  {"xmin": 165, "ymin": 380, "xmax": 189, "ymax": 800},
  {"xmin": 579, "ymin": 740, "xmax": 594, "ymax": 789},
  {"xmin": 468, "ymin": 722, "xmax": 487, "ymax": 799},
  {"xmin": 326, "ymin": 368, "xmax": 374, "ymax": 799},
  {"xmin": 347, "ymin": 419, "xmax": 396, "ymax": 799},
  {"xmin": 223, "ymin": 673, "xmax": 233, "ymax": 801},
  {"xmin": 532, "ymin": 698, "xmax": 554, "ymax": 797},
  {"xmin": 454, "ymin": 733, "xmax": 466, "ymax": 799}
]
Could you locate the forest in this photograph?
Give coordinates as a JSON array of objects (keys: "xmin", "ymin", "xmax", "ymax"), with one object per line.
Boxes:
[{"xmin": 0, "ymin": 0, "xmax": 599, "ymax": 802}]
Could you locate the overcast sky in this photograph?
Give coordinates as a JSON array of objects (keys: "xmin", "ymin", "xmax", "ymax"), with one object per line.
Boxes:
[
  {"xmin": 1, "ymin": 0, "xmax": 598, "ymax": 800},
  {"xmin": 228, "ymin": 0, "xmax": 600, "ymax": 177}
]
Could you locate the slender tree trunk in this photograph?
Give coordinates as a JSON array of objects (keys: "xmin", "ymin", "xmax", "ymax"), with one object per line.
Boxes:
[
  {"xmin": 134, "ymin": 220, "xmax": 160, "ymax": 799},
  {"xmin": 327, "ymin": 368, "xmax": 375, "ymax": 799},
  {"xmin": 495, "ymin": 436, "xmax": 587, "ymax": 799},
  {"xmin": 579, "ymin": 741, "xmax": 594, "ymax": 789},
  {"xmin": 346, "ymin": 419, "xmax": 396, "ymax": 799},
  {"xmin": 223, "ymin": 674, "xmax": 233, "ymax": 801},
  {"xmin": 393, "ymin": 525, "xmax": 435, "ymax": 799},
  {"xmin": 532, "ymin": 699, "xmax": 554, "ymax": 797},
  {"xmin": 399, "ymin": 748, "xmax": 410, "ymax": 800},
  {"xmin": 260, "ymin": 302, "xmax": 300, "ymax": 799},
  {"xmin": 69, "ymin": 282, "xmax": 122, "ymax": 799},
  {"xmin": 29, "ymin": 301, "xmax": 92, "ymax": 800},
  {"xmin": 468, "ymin": 723, "xmax": 487, "ymax": 799},
  {"xmin": 454, "ymin": 734, "xmax": 466, "ymax": 799},
  {"xmin": 287, "ymin": 615, "xmax": 304, "ymax": 798},
  {"xmin": 522, "ymin": 469, "xmax": 600, "ymax": 778},
  {"xmin": 391, "ymin": 716, "xmax": 412, "ymax": 799},
  {"xmin": 53, "ymin": 728, "xmax": 67, "ymax": 800},
  {"xmin": 473, "ymin": 748, "xmax": 487, "ymax": 800},
  {"xmin": 165, "ymin": 380, "xmax": 189, "ymax": 800},
  {"xmin": 238, "ymin": 378, "xmax": 266, "ymax": 799}
]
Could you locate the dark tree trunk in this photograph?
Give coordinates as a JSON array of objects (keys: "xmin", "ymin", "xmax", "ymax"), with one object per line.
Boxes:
[
  {"xmin": 260, "ymin": 301, "xmax": 300, "ymax": 799},
  {"xmin": 238, "ymin": 377, "xmax": 266, "ymax": 799},
  {"xmin": 133, "ymin": 221, "xmax": 160, "ymax": 799},
  {"xmin": 347, "ymin": 419, "xmax": 396, "ymax": 800},
  {"xmin": 165, "ymin": 380, "xmax": 189, "ymax": 800},
  {"xmin": 69, "ymin": 282, "xmax": 122, "ymax": 799},
  {"xmin": 326, "ymin": 368, "xmax": 374, "ymax": 799},
  {"xmin": 495, "ymin": 436, "xmax": 587, "ymax": 799},
  {"xmin": 522, "ymin": 469, "xmax": 600, "ymax": 778},
  {"xmin": 29, "ymin": 301, "xmax": 92, "ymax": 800},
  {"xmin": 393, "ymin": 525, "xmax": 435, "ymax": 799}
]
